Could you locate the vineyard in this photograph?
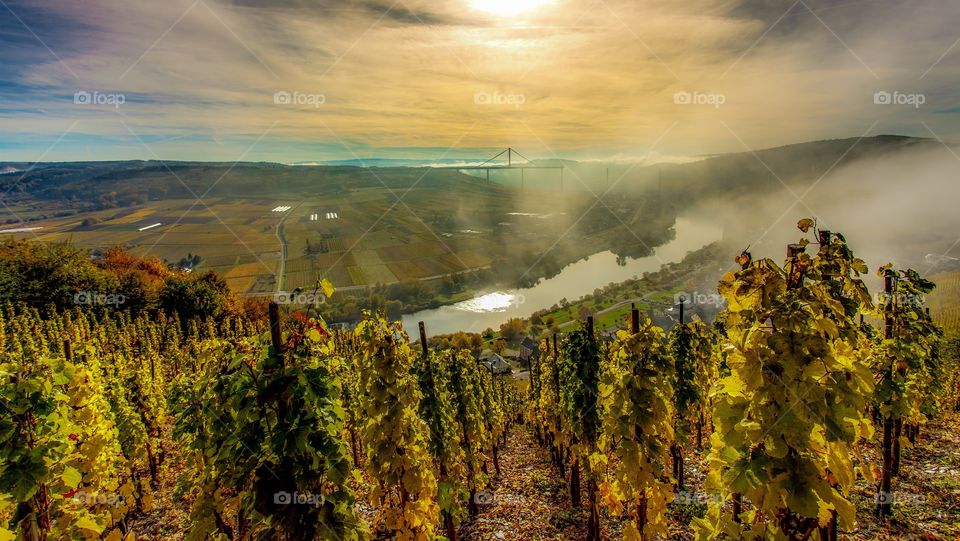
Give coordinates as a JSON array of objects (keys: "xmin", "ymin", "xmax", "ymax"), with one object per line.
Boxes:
[{"xmin": 2, "ymin": 219, "xmax": 960, "ymax": 540}]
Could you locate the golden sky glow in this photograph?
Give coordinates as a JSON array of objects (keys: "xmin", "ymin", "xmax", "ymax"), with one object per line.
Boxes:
[
  {"xmin": 468, "ymin": 0, "xmax": 556, "ymax": 17},
  {"xmin": 0, "ymin": 0, "xmax": 958, "ymax": 161}
]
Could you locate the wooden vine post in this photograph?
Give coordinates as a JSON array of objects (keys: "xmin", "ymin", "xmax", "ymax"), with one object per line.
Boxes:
[
  {"xmin": 631, "ymin": 306, "xmax": 648, "ymax": 537},
  {"xmin": 585, "ymin": 316, "xmax": 601, "ymax": 541},
  {"xmin": 553, "ymin": 333, "xmax": 565, "ymax": 477},
  {"xmin": 816, "ymin": 230, "xmax": 840, "ymax": 541},
  {"xmin": 268, "ymin": 302, "xmax": 283, "ymax": 353},
  {"xmin": 878, "ymin": 270, "xmax": 894, "ymax": 518}
]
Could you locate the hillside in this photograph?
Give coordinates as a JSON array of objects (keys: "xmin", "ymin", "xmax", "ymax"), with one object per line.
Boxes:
[
  {"xmin": 929, "ymin": 268, "xmax": 960, "ymax": 338},
  {"xmin": 0, "ymin": 135, "xmax": 949, "ymax": 307},
  {"xmin": 0, "ymin": 161, "xmax": 492, "ymax": 216},
  {"xmin": 1, "ymin": 135, "xmax": 936, "ymax": 219},
  {"xmin": 0, "ymin": 165, "xmax": 676, "ymax": 304}
]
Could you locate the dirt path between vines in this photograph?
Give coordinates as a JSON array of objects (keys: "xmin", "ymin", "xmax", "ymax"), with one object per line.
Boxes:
[{"xmin": 460, "ymin": 414, "xmax": 960, "ymax": 541}]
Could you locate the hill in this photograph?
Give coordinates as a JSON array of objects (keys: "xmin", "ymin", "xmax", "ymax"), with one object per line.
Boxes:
[{"xmin": 929, "ymin": 268, "xmax": 960, "ymax": 338}]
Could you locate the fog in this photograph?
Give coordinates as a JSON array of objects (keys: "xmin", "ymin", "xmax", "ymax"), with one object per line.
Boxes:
[{"xmin": 688, "ymin": 143, "xmax": 960, "ymax": 282}]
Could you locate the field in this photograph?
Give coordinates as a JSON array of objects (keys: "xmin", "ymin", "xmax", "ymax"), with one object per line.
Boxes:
[
  {"xmin": 1, "ymin": 173, "xmax": 649, "ymax": 297},
  {"xmin": 928, "ymin": 268, "xmax": 960, "ymax": 338},
  {"xmin": 4, "ymin": 197, "xmax": 282, "ymax": 294}
]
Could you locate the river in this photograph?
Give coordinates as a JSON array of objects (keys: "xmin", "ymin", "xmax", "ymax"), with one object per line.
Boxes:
[{"xmin": 402, "ymin": 216, "xmax": 722, "ymax": 336}]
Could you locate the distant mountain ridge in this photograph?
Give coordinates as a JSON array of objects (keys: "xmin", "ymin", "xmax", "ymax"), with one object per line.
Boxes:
[
  {"xmin": 0, "ymin": 135, "xmax": 942, "ymax": 213},
  {"xmin": 291, "ymin": 158, "xmax": 494, "ymax": 167}
]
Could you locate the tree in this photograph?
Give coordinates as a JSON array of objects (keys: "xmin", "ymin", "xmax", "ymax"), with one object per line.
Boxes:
[
  {"xmin": 499, "ymin": 318, "xmax": 528, "ymax": 342},
  {"xmin": 160, "ymin": 271, "xmax": 230, "ymax": 322},
  {"xmin": 0, "ymin": 238, "xmax": 117, "ymax": 310}
]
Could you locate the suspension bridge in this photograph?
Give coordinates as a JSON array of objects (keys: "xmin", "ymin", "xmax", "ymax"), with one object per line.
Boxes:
[{"xmin": 433, "ymin": 147, "xmax": 566, "ymax": 190}]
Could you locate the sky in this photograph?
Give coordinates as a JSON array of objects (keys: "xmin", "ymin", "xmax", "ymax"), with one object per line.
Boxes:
[{"xmin": 0, "ymin": 0, "xmax": 958, "ymax": 163}]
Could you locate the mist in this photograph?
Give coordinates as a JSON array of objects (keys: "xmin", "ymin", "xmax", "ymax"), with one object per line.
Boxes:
[{"xmin": 686, "ymin": 142, "xmax": 960, "ymax": 283}]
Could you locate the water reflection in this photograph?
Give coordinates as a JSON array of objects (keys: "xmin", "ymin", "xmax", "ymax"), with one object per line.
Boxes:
[{"xmin": 457, "ymin": 291, "xmax": 521, "ymax": 313}]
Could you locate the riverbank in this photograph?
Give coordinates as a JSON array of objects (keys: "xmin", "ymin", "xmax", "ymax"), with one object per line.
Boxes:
[{"xmin": 402, "ymin": 216, "xmax": 723, "ymax": 336}]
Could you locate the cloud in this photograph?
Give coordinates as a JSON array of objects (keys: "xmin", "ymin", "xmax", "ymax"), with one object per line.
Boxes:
[{"xmin": 0, "ymin": 0, "xmax": 958, "ymax": 161}]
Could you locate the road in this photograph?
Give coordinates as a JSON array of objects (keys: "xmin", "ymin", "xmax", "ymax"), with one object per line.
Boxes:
[{"xmin": 275, "ymin": 201, "xmax": 302, "ymax": 294}]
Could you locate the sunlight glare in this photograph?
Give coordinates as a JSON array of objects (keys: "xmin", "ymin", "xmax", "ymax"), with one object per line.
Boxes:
[
  {"xmin": 457, "ymin": 292, "xmax": 518, "ymax": 313},
  {"xmin": 469, "ymin": 0, "xmax": 555, "ymax": 17}
]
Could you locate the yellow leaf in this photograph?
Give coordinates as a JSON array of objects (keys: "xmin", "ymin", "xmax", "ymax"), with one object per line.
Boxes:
[
  {"xmin": 140, "ymin": 491, "xmax": 154, "ymax": 512},
  {"xmin": 834, "ymin": 495, "xmax": 857, "ymax": 529},
  {"xmin": 320, "ymin": 278, "xmax": 335, "ymax": 299},
  {"xmin": 74, "ymin": 516, "xmax": 104, "ymax": 534},
  {"xmin": 62, "ymin": 466, "xmax": 82, "ymax": 489}
]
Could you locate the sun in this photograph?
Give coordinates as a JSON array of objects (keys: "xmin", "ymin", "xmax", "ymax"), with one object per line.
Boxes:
[{"xmin": 468, "ymin": 0, "xmax": 555, "ymax": 17}]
